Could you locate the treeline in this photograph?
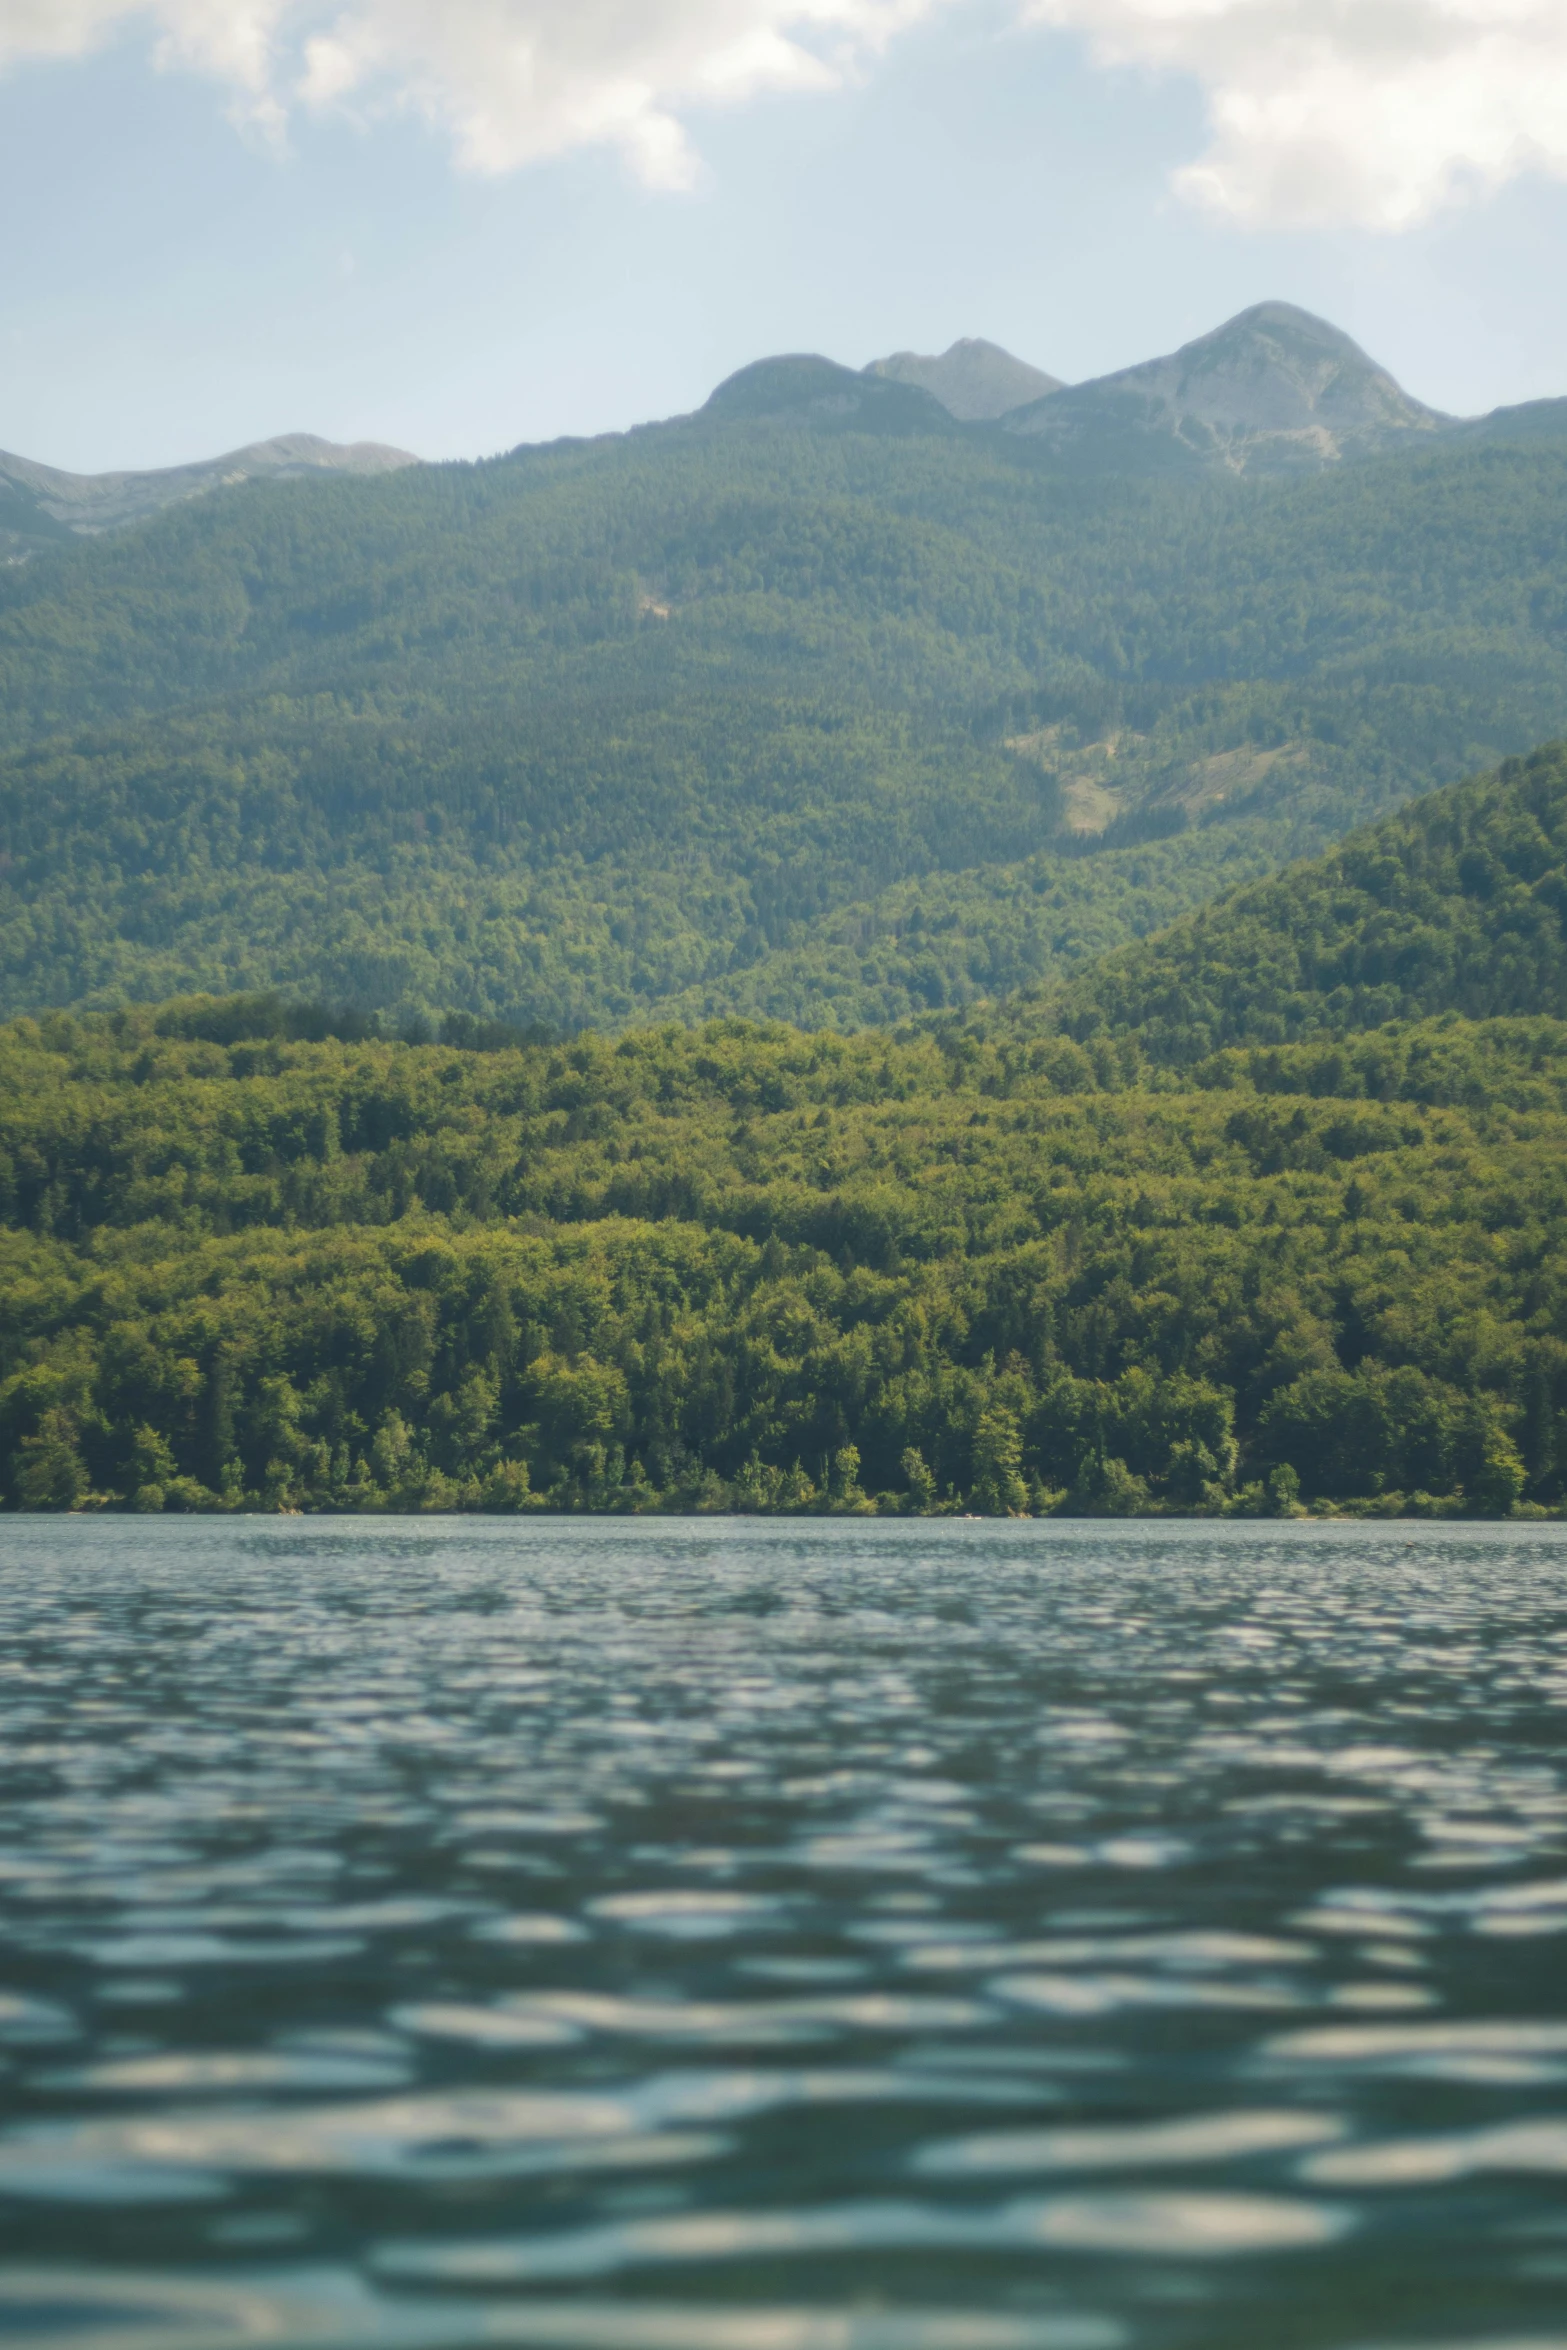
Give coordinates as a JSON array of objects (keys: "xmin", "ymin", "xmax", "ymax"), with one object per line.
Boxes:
[{"xmin": 2, "ymin": 992, "xmax": 1562, "ymax": 1518}]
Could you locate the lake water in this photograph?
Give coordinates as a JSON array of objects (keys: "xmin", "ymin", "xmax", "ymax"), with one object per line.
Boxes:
[{"xmin": 1, "ymin": 1518, "xmax": 1566, "ymax": 2350}]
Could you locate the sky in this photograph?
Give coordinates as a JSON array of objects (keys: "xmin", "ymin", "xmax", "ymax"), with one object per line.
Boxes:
[{"xmin": 3, "ymin": 0, "xmax": 1567, "ymax": 473}]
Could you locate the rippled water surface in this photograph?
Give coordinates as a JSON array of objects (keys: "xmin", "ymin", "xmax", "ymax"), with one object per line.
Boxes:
[{"xmin": 2, "ymin": 1519, "xmax": 1567, "ymax": 2350}]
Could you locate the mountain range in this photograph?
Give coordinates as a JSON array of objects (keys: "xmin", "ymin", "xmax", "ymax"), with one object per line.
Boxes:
[
  {"xmin": 802, "ymin": 302, "xmax": 1566, "ymax": 475},
  {"xmin": 1, "ymin": 297, "xmax": 1566, "ymax": 1037},
  {"xmin": 6, "ymin": 296, "xmax": 1567, "ymax": 1522},
  {"xmin": 6, "ymin": 301, "xmax": 1564, "ymax": 567}
]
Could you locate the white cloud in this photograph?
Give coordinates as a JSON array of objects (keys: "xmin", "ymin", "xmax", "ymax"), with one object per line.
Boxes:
[
  {"xmin": 1024, "ymin": 0, "xmax": 1567, "ymax": 229},
  {"xmin": 0, "ymin": 0, "xmax": 938, "ymax": 185},
  {"xmin": 299, "ymin": 0, "xmax": 941, "ymax": 184},
  {"xmin": 1, "ymin": 0, "xmax": 1565, "ymax": 223},
  {"xmin": 0, "ymin": 1, "xmax": 279, "ymax": 88}
]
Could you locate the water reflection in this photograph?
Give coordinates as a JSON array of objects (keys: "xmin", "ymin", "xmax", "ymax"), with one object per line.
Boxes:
[{"xmin": 0, "ymin": 1516, "xmax": 1565, "ymax": 2350}]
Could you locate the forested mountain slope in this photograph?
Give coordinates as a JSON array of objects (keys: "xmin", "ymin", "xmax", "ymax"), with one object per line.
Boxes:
[
  {"xmin": 6, "ymin": 735, "xmax": 1567, "ymax": 1519},
  {"xmin": 1032, "ymin": 740, "xmax": 1567, "ymax": 1062},
  {"xmin": 2, "ymin": 307, "xmax": 1567, "ymax": 1031}
]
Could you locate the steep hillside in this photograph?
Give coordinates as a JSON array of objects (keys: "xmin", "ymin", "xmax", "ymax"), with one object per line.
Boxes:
[
  {"xmin": 1031, "ymin": 741, "xmax": 1567, "ymax": 1061},
  {"xmin": 1, "ymin": 305, "xmax": 1566, "ymax": 1031}
]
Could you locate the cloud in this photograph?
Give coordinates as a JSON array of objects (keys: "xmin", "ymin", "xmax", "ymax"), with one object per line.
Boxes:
[
  {"xmin": 1, "ymin": 0, "xmax": 1564, "ymax": 223},
  {"xmin": 301, "ymin": 0, "xmax": 944, "ymax": 184},
  {"xmin": 1024, "ymin": 0, "xmax": 1567, "ymax": 229},
  {"xmin": 0, "ymin": 0, "xmax": 940, "ymax": 185},
  {"xmin": 0, "ymin": 1, "xmax": 279, "ymax": 88}
]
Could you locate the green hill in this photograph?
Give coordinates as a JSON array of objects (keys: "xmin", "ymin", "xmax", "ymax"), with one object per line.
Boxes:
[
  {"xmin": 3, "ymin": 318, "xmax": 1567, "ymax": 1031},
  {"xmin": 1031, "ymin": 739, "xmax": 1567, "ymax": 1062}
]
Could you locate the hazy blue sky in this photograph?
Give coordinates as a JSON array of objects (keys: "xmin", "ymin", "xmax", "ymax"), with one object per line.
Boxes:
[{"xmin": 4, "ymin": 0, "xmax": 1567, "ymax": 472}]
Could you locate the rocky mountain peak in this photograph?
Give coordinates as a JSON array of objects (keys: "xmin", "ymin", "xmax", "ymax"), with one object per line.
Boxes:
[{"xmin": 1003, "ymin": 302, "xmax": 1452, "ymax": 473}]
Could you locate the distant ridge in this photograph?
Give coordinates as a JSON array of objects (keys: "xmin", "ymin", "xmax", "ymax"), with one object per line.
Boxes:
[
  {"xmin": 5, "ymin": 300, "xmax": 1553, "ymax": 564},
  {"xmin": 864, "ymin": 338, "xmax": 1063, "ymax": 421},
  {"xmin": 1001, "ymin": 303, "xmax": 1452, "ymax": 475},
  {"xmin": 0, "ymin": 432, "xmax": 420, "ymax": 555}
]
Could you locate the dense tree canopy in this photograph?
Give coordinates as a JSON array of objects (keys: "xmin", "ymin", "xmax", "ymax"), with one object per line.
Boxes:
[{"xmin": 3, "ymin": 968, "xmax": 1561, "ymax": 1517}]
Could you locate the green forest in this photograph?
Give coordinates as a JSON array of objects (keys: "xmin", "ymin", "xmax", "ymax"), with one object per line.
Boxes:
[
  {"xmin": 3, "ymin": 375, "xmax": 1567, "ymax": 1031},
  {"xmin": 4, "ymin": 747, "xmax": 1564, "ymax": 1519}
]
